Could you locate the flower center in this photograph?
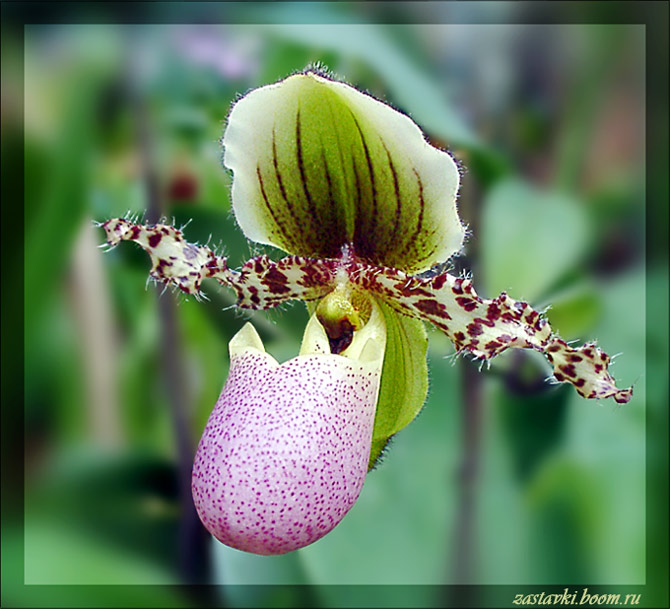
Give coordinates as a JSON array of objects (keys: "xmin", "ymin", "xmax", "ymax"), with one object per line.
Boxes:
[{"xmin": 315, "ymin": 284, "xmax": 371, "ymax": 354}]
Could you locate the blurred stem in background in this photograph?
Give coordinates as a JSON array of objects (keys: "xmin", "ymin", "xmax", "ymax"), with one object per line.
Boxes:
[
  {"xmin": 451, "ymin": 360, "xmax": 484, "ymax": 594},
  {"xmin": 127, "ymin": 35, "xmax": 212, "ymax": 587}
]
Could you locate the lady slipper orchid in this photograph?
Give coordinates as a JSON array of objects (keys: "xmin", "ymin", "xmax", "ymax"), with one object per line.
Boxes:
[{"xmin": 100, "ymin": 69, "xmax": 632, "ymax": 555}]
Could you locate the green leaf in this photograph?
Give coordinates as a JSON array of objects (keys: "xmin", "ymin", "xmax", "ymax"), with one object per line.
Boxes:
[
  {"xmin": 498, "ymin": 380, "xmax": 571, "ymax": 483},
  {"xmin": 25, "ymin": 70, "xmax": 101, "ymax": 336},
  {"xmin": 369, "ymin": 301, "xmax": 428, "ymax": 468},
  {"xmin": 526, "ymin": 458, "xmax": 601, "ymax": 582},
  {"xmin": 24, "ymin": 453, "xmax": 182, "ymax": 585},
  {"xmin": 541, "ymin": 283, "xmax": 603, "ymax": 341},
  {"xmin": 25, "ymin": 518, "xmax": 177, "ymax": 585},
  {"xmin": 481, "ymin": 178, "xmax": 589, "ymax": 303}
]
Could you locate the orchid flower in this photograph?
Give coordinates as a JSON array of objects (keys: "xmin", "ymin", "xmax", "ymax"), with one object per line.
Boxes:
[{"xmin": 100, "ymin": 69, "xmax": 632, "ymax": 556}]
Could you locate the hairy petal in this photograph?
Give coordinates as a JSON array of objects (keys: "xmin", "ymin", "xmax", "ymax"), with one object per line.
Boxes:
[
  {"xmin": 100, "ymin": 218, "xmax": 337, "ymax": 308},
  {"xmin": 348, "ymin": 263, "xmax": 633, "ymax": 404},
  {"xmin": 222, "ymin": 70, "xmax": 464, "ymax": 272},
  {"xmin": 368, "ymin": 301, "xmax": 428, "ymax": 470},
  {"xmin": 101, "ymin": 218, "xmax": 224, "ymax": 296},
  {"xmin": 100, "ymin": 220, "xmax": 631, "ymax": 403}
]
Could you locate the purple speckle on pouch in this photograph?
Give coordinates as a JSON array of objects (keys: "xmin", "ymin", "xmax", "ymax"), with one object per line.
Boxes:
[{"xmin": 191, "ymin": 350, "xmax": 379, "ymax": 555}]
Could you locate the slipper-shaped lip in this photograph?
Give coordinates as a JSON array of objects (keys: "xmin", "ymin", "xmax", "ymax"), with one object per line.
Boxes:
[{"xmin": 192, "ymin": 300, "xmax": 386, "ymax": 555}]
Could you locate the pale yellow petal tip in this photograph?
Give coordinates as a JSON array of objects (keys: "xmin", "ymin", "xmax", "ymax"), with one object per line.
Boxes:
[
  {"xmin": 299, "ymin": 314, "xmax": 332, "ymax": 356},
  {"xmin": 229, "ymin": 322, "xmax": 266, "ymax": 356}
]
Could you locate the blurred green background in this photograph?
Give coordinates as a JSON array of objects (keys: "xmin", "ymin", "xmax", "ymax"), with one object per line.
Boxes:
[{"xmin": 5, "ymin": 2, "xmax": 668, "ymax": 608}]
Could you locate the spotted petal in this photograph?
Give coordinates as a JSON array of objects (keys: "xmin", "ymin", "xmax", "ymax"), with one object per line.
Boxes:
[
  {"xmin": 99, "ymin": 218, "xmax": 337, "ymax": 306},
  {"xmin": 348, "ymin": 262, "xmax": 633, "ymax": 404},
  {"xmin": 222, "ymin": 70, "xmax": 464, "ymax": 272},
  {"xmin": 192, "ymin": 301, "xmax": 386, "ymax": 555}
]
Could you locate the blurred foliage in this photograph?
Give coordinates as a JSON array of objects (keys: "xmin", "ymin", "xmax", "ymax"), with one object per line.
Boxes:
[{"xmin": 5, "ymin": 3, "xmax": 666, "ymax": 608}]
